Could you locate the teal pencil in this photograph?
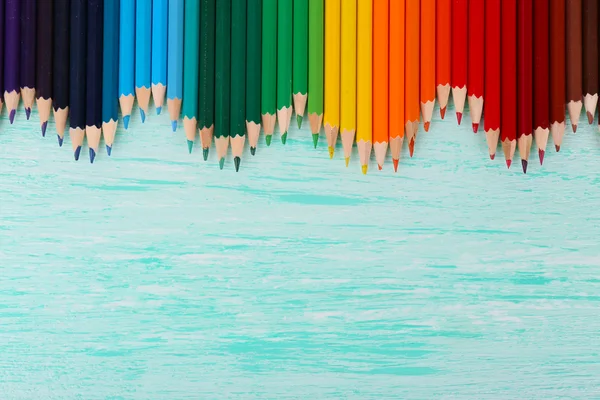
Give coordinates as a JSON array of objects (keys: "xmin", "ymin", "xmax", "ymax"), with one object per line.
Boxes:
[
  {"xmin": 199, "ymin": 0, "xmax": 215, "ymax": 160},
  {"xmin": 183, "ymin": 0, "xmax": 200, "ymax": 152},
  {"xmin": 135, "ymin": 0, "xmax": 151, "ymax": 121},
  {"xmin": 119, "ymin": 0, "xmax": 135, "ymax": 129},
  {"xmin": 152, "ymin": 0, "xmax": 168, "ymax": 114},
  {"xmin": 167, "ymin": 0, "xmax": 184, "ymax": 131},
  {"xmin": 102, "ymin": 0, "xmax": 119, "ymax": 155}
]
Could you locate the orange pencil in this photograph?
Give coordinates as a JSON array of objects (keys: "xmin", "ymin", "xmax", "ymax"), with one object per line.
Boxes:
[
  {"xmin": 452, "ymin": 0, "xmax": 468, "ymax": 124},
  {"xmin": 373, "ymin": 0, "xmax": 389, "ymax": 169},
  {"xmin": 405, "ymin": 0, "xmax": 420, "ymax": 156},
  {"xmin": 390, "ymin": 0, "xmax": 405, "ymax": 172},
  {"xmin": 420, "ymin": 0, "xmax": 435, "ymax": 132},
  {"xmin": 436, "ymin": 0, "xmax": 451, "ymax": 119}
]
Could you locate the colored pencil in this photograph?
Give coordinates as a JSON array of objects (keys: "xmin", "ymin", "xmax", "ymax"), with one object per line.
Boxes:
[
  {"xmin": 152, "ymin": 0, "xmax": 167, "ymax": 114},
  {"xmin": 182, "ymin": 0, "xmax": 200, "ymax": 152},
  {"xmin": 102, "ymin": 0, "xmax": 119, "ymax": 156},
  {"xmin": 231, "ymin": 0, "xmax": 246, "ymax": 171},
  {"xmin": 451, "ymin": 0, "xmax": 467, "ymax": 125},
  {"xmin": 340, "ymin": 0, "xmax": 357, "ymax": 167},
  {"xmin": 389, "ymin": 0, "xmax": 404, "ymax": 172},
  {"xmin": 0, "ymin": 0, "xmax": 4, "ymax": 114},
  {"xmin": 468, "ymin": 0, "xmax": 484, "ymax": 133},
  {"xmin": 501, "ymin": 0, "xmax": 517, "ymax": 168},
  {"xmin": 119, "ymin": 0, "xmax": 135, "ymax": 129},
  {"xmin": 324, "ymin": 0, "xmax": 341, "ymax": 158},
  {"xmin": 86, "ymin": 0, "xmax": 103, "ymax": 163},
  {"xmin": 549, "ymin": 0, "xmax": 566, "ymax": 150},
  {"xmin": 53, "ymin": 0, "xmax": 69, "ymax": 142},
  {"xmin": 293, "ymin": 0, "xmax": 308, "ymax": 128},
  {"xmin": 405, "ymin": 0, "xmax": 419, "ymax": 157},
  {"xmin": 36, "ymin": 0, "xmax": 53, "ymax": 136},
  {"xmin": 420, "ymin": 0, "xmax": 435, "ymax": 132},
  {"xmin": 199, "ymin": 0, "xmax": 215, "ymax": 159},
  {"xmin": 373, "ymin": 0, "xmax": 388, "ymax": 169},
  {"xmin": 168, "ymin": 0, "xmax": 183, "ymax": 131},
  {"xmin": 436, "ymin": 0, "xmax": 451, "ymax": 119},
  {"xmin": 215, "ymin": 0, "xmax": 231, "ymax": 169},
  {"xmin": 517, "ymin": 0, "xmax": 532, "ymax": 173},
  {"xmin": 484, "ymin": 0, "xmax": 501, "ymax": 159},
  {"xmin": 20, "ymin": 0, "xmax": 36, "ymax": 120},
  {"xmin": 533, "ymin": 0, "xmax": 550, "ymax": 164},
  {"xmin": 3, "ymin": 0, "xmax": 20, "ymax": 124},
  {"xmin": 582, "ymin": 0, "xmax": 598, "ymax": 124},
  {"xmin": 356, "ymin": 0, "xmax": 372, "ymax": 173},
  {"xmin": 261, "ymin": 0, "xmax": 277, "ymax": 144},
  {"xmin": 277, "ymin": 0, "xmax": 293, "ymax": 144},
  {"xmin": 69, "ymin": 0, "xmax": 87, "ymax": 160},
  {"xmin": 135, "ymin": 0, "xmax": 151, "ymax": 121},
  {"xmin": 246, "ymin": 0, "xmax": 261, "ymax": 156},
  {"xmin": 566, "ymin": 0, "xmax": 582, "ymax": 132},
  {"xmin": 308, "ymin": 0, "xmax": 324, "ymax": 148}
]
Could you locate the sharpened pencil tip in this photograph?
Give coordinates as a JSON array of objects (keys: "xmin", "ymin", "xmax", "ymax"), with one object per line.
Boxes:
[
  {"xmin": 378, "ymin": 164, "xmax": 382, "ymax": 170},
  {"xmin": 123, "ymin": 115, "xmax": 130, "ymax": 130},
  {"xmin": 555, "ymin": 144, "xmax": 560, "ymax": 152},
  {"xmin": 203, "ymin": 147, "xmax": 209, "ymax": 161},
  {"xmin": 219, "ymin": 157, "xmax": 225, "ymax": 170},
  {"xmin": 41, "ymin": 121, "xmax": 47, "ymax": 137},
  {"xmin": 281, "ymin": 132, "xmax": 287, "ymax": 144},
  {"xmin": 187, "ymin": 140, "xmax": 193, "ymax": 154},
  {"xmin": 424, "ymin": 121, "xmax": 430, "ymax": 132},
  {"xmin": 156, "ymin": 106, "xmax": 162, "ymax": 115},
  {"xmin": 140, "ymin": 109, "xmax": 146, "ymax": 123},
  {"xmin": 361, "ymin": 165, "xmax": 368, "ymax": 174},
  {"xmin": 171, "ymin": 120, "xmax": 177, "ymax": 132},
  {"xmin": 265, "ymin": 135, "xmax": 272, "ymax": 146},
  {"xmin": 571, "ymin": 124, "xmax": 577, "ymax": 133},
  {"xmin": 74, "ymin": 146, "xmax": 82, "ymax": 161},
  {"xmin": 57, "ymin": 134, "xmax": 63, "ymax": 147},
  {"xmin": 538, "ymin": 149, "xmax": 544, "ymax": 165},
  {"xmin": 9, "ymin": 109, "xmax": 15, "ymax": 124},
  {"xmin": 89, "ymin": 148, "xmax": 96, "ymax": 164},
  {"xmin": 490, "ymin": 153, "xmax": 495, "ymax": 160},
  {"xmin": 234, "ymin": 156, "xmax": 241, "ymax": 172},
  {"xmin": 521, "ymin": 159, "xmax": 528, "ymax": 174},
  {"xmin": 328, "ymin": 146, "xmax": 334, "ymax": 159},
  {"xmin": 408, "ymin": 139, "xmax": 415, "ymax": 157},
  {"xmin": 440, "ymin": 107, "xmax": 446, "ymax": 119},
  {"xmin": 312, "ymin": 133, "xmax": 319, "ymax": 148},
  {"xmin": 250, "ymin": 146, "xmax": 256, "ymax": 156},
  {"xmin": 393, "ymin": 158, "xmax": 399, "ymax": 172},
  {"xmin": 297, "ymin": 115, "xmax": 303, "ymax": 128},
  {"xmin": 506, "ymin": 159, "xmax": 512, "ymax": 169},
  {"xmin": 25, "ymin": 108, "xmax": 31, "ymax": 120},
  {"xmin": 345, "ymin": 157, "xmax": 349, "ymax": 167},
  {"xmin": 456, "ymin": 112, "xmax": 462, "ymax": 125},
  {"xmin": 472, "ymin": 123, "xmax": 479, "ymax": 133},
  {"xmin": 106, "ymin": 145, "xmax": 112, "ymax": 156},
  {"xmin": 588, "ymin": 111, "xmax": 594, "ymax": 124}
]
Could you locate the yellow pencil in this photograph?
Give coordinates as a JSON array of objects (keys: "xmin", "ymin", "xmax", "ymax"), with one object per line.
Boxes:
[
  {"xmin": 324, "ymin": 0, "xmax": 341, "ymax": 159},
  {"xmin": 340, "ymin": 0, "xmax": 357, "ymax": 167},
  {"xmin": 357, "ymin": 0, "xmax": 372, "ymax": 174}
]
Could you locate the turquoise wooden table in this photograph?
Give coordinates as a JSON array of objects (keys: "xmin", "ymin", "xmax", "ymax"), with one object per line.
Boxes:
[{"xmin": 1, "ymin": 102, "xmax": 600, "ymax": 398}]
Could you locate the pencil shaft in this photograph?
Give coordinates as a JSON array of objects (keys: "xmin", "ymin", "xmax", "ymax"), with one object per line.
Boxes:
[
  {"xmin": 533, "ymin": 0, "xmax": 549, "ymax": 130},
  {"xmin": 468, "ymin": 0, "xmax": 484, "ymax": 98},
  {"xmin": 53, "ymin": 0, "xmax": 69, "ymax": 111},
  {"xmin": 501, "ymin": 0, "xmax": 517, "ymax": 143},
  {"xmin": 86, "ymin": 0, "xmax": 103, "ymax": 129},
  {"xmin": 293, "ymin": 0, "xmax": 308, "ymax": 98},
  {"xmin": 102, "ymin": 0, "xmax": 119, "ymax": 124},
  {"xmin": 549, "ymin": 0, "xmax": 565, "ymax": 125},
  {"xmin": 215, "ymin": 0, "xmax": 231, "ymax": 139},
  {"xmin": 261, "ymin": 0, "xmax": 276, "ymax": 116},
  {"xmin": 566, "ymin": 0, "xmax": 582, "ymax": 105},
  {"xmin": 420, "ymin": 0, "xmax": 435, "ymax": 125},
  {"xmin": 4, "ymin": 0, "xmax": 19, "ymax": 95},
  {"xmin": 182, "ymin": 0, "xmax": 200, "ymax": 120},
  {"xmin": 199, "ymin": 0, "xmax": 215, "ymax": 128},
  {"xmin": 373, "ymin": 0, "xmax": 388, "ymax": 144},
  {"xmin": 452, "ymin": 0, "xmax": 467, "ymax": 91},
  {"xmin": 36, "ymin": 0, "xmax": 53, "ymax": 101},
  {"xmin": 135, "ymin": 0, "xmax": 151, "ymax": 90},
  {"xmin": 0, "ymin": 0, "xmax": 4, "ymax": 104},
  {"xmin": 324, "ymin": 0, "xmax": 340, "ymax": 129},
  {"xmin": 308, "ymin": 0, "xmax": 324, "ymax": 116},
  {"xmin": 246, "ymin": 0, "xmax": 261, "ymax": 125},
  {"xmin": 277, "ymin": 0, "xmax": 293, "ymax": 114},
  {"xmin": 70, "ymin": 0, "xmax": 87, "ymax": 130},
  {"xmin": 167, "ymin": 0, "xmax": 183, "ymax": 102},
  {"xmin": 20, "ymin": 0, "xmax": 36, "ymax": 92},
  {"xmin": 231, "ymin": 0, "xmax": 246, "ymax": 138},
  {"xmin": 119, "ymin": 0, "xmax": 134, "ymax": 98},
  {"xmin": 389, "ymin": 0, "xmax": 404, "ymax": 139},
  {"xmin": 340, "ymin": 0, "xmax": 357, "ymax": 133},
  {"xmin": 152, "ymin": 0, "xmax": 167, "ymax": 87},
  {"xmin": 405, "ymin": 0, "xmax": 419, "ymax": 124},
  {"xmin": 582, "ymin": 0, "xmax": 598, "ymax": 98},
  {"xmin": 356, "ymin": 0, "xmax": 371, "ymax": 141},
  {"xmin": 484, "ymin": 0, "xmax": 501, "ymax": 132},
  {"xmin": 517, "ymin": 0, "xmax": 532, "ymax": 137}
]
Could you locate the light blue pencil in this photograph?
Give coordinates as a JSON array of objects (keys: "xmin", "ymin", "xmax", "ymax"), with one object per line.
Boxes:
[
  {"xmin": 168, "ymin": 0, "xmax": 184, "ymax": 131},
  {"xmin": 152, "ymin": 0, "xmax": 167, "ymax": 115},
  {"xmin": 119, "ymin": 0, "xmax": 135, "ymax": 129},
  {"xmin": 103, "ymin": 0, "xmax": 120, "ymax": 155},
  {"xmin": 135, "ymin": 0, "xmax": 151, "ymax": 122}
]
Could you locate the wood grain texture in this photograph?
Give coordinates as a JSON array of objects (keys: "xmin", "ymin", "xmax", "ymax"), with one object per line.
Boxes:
[{"xmin": 1, "ymin": 102, "xmax": 600, "ymax": 397}]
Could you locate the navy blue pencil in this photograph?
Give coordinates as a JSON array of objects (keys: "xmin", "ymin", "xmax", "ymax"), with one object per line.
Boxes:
[
  {"xmin": 86, "ymin": 0, "xmax": 103, "ymax": 163},
  {"xmin": 20, "ymin": 0, "xmax": 36, "ymax": 119},
  {"xmin": 36, "ymin": 0, "xmax": 53, "ymax": 136},
  {"xmin": 69, "ymin": 0, "xmax": 87, "ymax": 160}
]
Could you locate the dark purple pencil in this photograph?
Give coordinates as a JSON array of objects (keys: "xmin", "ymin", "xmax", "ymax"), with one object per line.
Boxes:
[
  {"xmin": 0, "ymin": 0, "xmax": 5, "ymax": 114},
  {"xmin": 20, "ymin": 0, "xmax": 36, "ymax": 119},
  {"xmin": 3, "ymin": 0, "xmax": 20, "ymax": 123},
  {"xmin": 36, "ymin": 0, "xmax": 53, "ymax": 136}
]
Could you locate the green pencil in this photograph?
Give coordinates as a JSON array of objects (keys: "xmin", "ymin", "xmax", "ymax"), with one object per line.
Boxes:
[
  {"xmin": 231, "ymin": 0, "xmax": 246, "ymax": 171},
  {"xmin": 246, "ymin": 0, "xmax": 262, "ymax": 155},
  {"xmin": 293, "ymin": 0, "xmax": 309, "ymax": 129},
  {"xmin": 215, "ymin": 0, "xmax": 231, "ymax": 169},
  {"xmin": 308, "ymin": 0, "xmax": 324, "ymax": 148},
  {"xmin": 261, "ymin": 0, "xmax": 277, "ymax": 145},
  {"xmin": 199, "ymin": 0, "xmax": 215, "ymax": 161},
  {"xmin": 277, "ymin": 0, "xmax": 293, "ymax": 144},
  {"xmin": 183, "ymin": 0, "xmax": 200, "ymax": 153}
]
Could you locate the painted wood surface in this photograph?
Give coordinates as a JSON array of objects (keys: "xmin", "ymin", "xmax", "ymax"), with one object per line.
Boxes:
[{"xmin": 1, "ymin": 101, "xmax": 600, "ymax": 398}]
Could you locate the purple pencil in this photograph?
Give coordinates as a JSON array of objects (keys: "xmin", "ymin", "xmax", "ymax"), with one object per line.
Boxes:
[
  {"xmin": 20, "ymin": 0, "xmax": 36, "ymax": 119},
  {"xmin": 0, "ymin": 0, "xmax": 5, "ymax": 114},
  {"xmin": 3, "ymin": 0, "xmax": 20, "ymax": 123}
]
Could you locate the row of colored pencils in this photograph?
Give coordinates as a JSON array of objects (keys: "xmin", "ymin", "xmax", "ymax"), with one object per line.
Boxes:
[{"xmin": 0, "ymin": 0, "xmax": 598, "ymax": 174}]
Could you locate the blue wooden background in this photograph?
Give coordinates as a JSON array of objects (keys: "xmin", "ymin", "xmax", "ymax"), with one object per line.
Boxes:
[{"xmin": 1, "ymin": 101, "xmax": 600, "ymax": 398}]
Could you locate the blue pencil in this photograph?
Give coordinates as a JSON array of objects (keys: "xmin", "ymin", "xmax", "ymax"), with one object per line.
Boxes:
[
  {"xmin": 152, "ymin": 0, "xmax": 167, "ymax": 114},
  {"xmin": 119, "ymin": 0, "xmax": 134, "ymax": 129},
  {"xmin": 167, "ymin": 0, "xmax": 184, "ymax": 131},
  {"xmin": 69, "ymin": 0, "xmax": 87, "ymax": 160},
  {"xmin": 135, "ymin": 0, "xmax": 151, "ymax": 122},
  {"xmin": 102, "ymin": 0, "xmax": 119, "ymax": 156}
]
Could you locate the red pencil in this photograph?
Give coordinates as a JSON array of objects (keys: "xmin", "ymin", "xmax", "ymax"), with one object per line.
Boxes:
[
  {"xmin": 566, "ymin": 0, "xmax": 582, "ymax": 132},
  {"xmin": 549, "ymin": 0, "xmax": 566, "ymax": 150},
  {"xmin": 436, "ymin": 0, "xmax": 451, "ymax": 119},
  {"xmin": 451, "ymin": 0, "xmax": 467, "ymax": 124},
  {"xmin": 484, "ymin": 0, "xmax": 501, "ymax": 159},
  {"xmin": 501, "ymin": 0, "xmax": 517, "ymax": 168},
  {"xmin": 468, "ymin": 0, "xmax": 484, "ymax": 133},
  {"xmin": 517, "ymin": 0, "xmax": 533, "ymax": 173},
  {"xmin": 533, "ymin": 0, "xmax": 550, "ymax": 164}
]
